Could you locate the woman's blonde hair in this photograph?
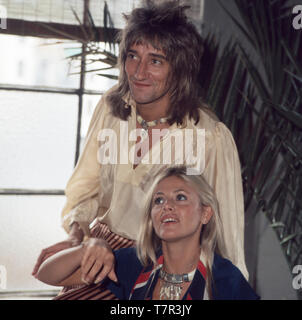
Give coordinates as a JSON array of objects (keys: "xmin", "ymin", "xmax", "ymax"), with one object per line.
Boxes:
[{"xmin": 136, "ymin": 166, "xmax": 227, "ymax": 298}]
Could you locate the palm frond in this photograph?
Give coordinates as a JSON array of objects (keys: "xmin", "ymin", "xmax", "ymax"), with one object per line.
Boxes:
[{"xmin": 213, "ymin": 1, "xmax": 302, "ymax": 297}]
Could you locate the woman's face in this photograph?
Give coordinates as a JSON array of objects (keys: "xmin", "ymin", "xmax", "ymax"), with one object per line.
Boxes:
[{"xmin": 151, "ymin": 176, "xmax": 212, "ymax": 244}]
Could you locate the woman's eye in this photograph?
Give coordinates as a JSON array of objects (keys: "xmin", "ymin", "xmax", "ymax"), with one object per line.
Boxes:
[
  {"xmin": 176, "ymin": 194, "xmax": 187, "ymax": 201},
  {"xmin": 154, "ymin": 197, "xmax": 165, "ymax": 205}
]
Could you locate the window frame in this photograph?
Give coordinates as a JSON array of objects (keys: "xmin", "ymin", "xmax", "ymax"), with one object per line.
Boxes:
[{"xmin": 0, "ymin": 1, "xmax": 119, "ymax": 196}]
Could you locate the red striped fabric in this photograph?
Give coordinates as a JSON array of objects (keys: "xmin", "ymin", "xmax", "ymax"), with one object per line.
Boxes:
[
  {"xmin": 53, "ymin": 221, "xmax": 135, "ymax": 300},
  {"xmin": 130, "ymin": 255, "xmax": 164, "ymax": 297},
  {"xmin": 197, "ymin": 260, "xmax": 207, "ymax": 280}
]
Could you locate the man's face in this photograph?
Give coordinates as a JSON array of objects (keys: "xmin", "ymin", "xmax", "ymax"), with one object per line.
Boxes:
[{"xmin": 125, "ymin": 42, "xmax": 171, "ymax": 107}]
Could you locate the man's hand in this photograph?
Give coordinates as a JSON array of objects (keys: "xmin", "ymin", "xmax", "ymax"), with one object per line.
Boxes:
[
  {"xmin": 32, "ymin": 222, "xmax": 84, "ymax": 277},
  {"xmin": 81, "ymin": 238, "xmax": 117, "ymax": 284}
]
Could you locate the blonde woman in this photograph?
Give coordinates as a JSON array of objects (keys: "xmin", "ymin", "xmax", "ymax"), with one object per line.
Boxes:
[{"xmin": 36, "ymin": 167, "xmax": 258, "ymax": 300}]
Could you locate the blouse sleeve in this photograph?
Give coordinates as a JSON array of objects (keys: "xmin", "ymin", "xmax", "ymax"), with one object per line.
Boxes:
[
  {"xmin": 61, "ymin": 95, "xmax": 108, "ymax": 236},
  {"xmin": 203, "ymin": 122, "xmax": 249, "ymax": 280}
]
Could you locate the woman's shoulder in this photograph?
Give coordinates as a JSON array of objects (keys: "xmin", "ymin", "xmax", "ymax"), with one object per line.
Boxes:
[
  {"xmin": 212, "ymin": 254, "xmax": 242, "ymax": 279},
  {"xmin": 106, "ymin": 247, "xmax": 143, "ymax": 299},
  {"xmin": 117, "ymin": 248, "xmax": 148, "ymax": 279},
  {"xmin": 114, "ymin": 248, "xmax": 144, "ymax": 277},
  {"xmin": 212, "ymin": 254, "xmax": 260, "ymax": 300},
  {"xmin": 114, "ymin": 247, "xmax": 140, "ymax": 264}
]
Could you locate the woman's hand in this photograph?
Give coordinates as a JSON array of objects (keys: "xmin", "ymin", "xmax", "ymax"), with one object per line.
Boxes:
[{"xmin": 81, "ymin": 238, "xmax": 117, "ymax": 284}]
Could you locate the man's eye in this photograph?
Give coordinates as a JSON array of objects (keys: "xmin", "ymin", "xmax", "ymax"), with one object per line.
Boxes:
[
  {"xmin": 154, "ymin": 197, "xmax": 165, "ymax": 205},
  {"xmin": 151, "ymin": 59, "xmax": 162, "ymax": 65},
  {"xmin": 176, "ymin": 194, "xmax": 187, "ymax": 201},
  {"xmin": 127, "ymin": 53, "xmax": 137, "ymax": 60}
]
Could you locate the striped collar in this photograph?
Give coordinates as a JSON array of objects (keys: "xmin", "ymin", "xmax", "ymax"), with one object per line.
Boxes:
[{"xmin": 129, "ymin": 255, "xmax": 207, "ymax": 300}]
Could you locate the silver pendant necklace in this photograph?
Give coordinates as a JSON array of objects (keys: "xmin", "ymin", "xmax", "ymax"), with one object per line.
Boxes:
[{"xmin": 159, "ymin": 268, "xmax": 196, "ymax": 300}]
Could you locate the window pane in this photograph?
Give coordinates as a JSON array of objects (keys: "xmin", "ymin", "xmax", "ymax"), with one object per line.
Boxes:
[
  {"xmin": 0, "ymin": 195, "xmax": 67, "ymax": 292},
  {"xmin": 0, "ymin": 0, "xmax": 84, "ymax": 24},
  {"xmin": 0, "ymin": 0, "xmax": 203, "ymax": 28},
  {"xmin": 89, "ymin": 0, "xmax": 141, "ymax": 28},
  {"xmin": 0, "ymin": 0, "xmax": 140, "ymax": 27},
  {"xmin": 0, "ymin": 34, "xmax": 80, "ymax": 88},
  {"xmin": 79, "ymin": 94, "xmax": 102, "ymax": 154},
  {"xmin": 84, "ymin": 42, "xmax": 119, "ymax": 92},
  {"xmin": 85, "ymin": 69, "xmax": 118, "ymax": 92},
  {"xmin": 0, "ymin": 90, "xmax": 78, "ymax": 189}
]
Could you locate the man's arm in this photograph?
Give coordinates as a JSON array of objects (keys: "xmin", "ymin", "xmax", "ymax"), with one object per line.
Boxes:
[{"xmin": 61, "ymin": 93, "xmax": 109, "ymax": 235}]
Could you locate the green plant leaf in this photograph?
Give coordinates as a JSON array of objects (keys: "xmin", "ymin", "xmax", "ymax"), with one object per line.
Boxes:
[{"xmin": 97, "ymin": 73, "xmax": 118, "ymax": 80}]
